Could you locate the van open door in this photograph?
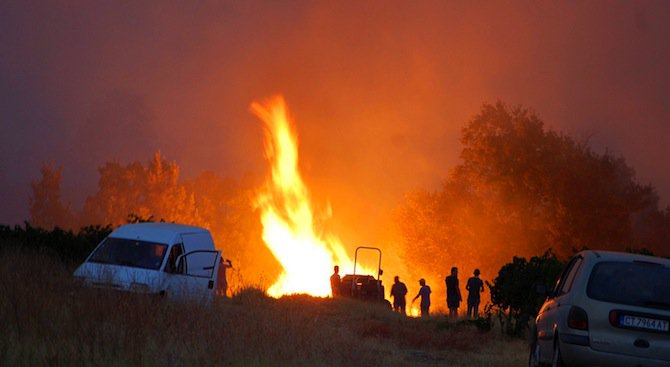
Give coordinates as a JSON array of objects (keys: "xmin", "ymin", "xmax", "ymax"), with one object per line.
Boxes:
[{"xmin": 165, "ymin": 250, "xmax": 221, "ymax": 303}]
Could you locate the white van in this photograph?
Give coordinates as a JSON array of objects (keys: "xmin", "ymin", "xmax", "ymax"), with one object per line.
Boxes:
[{"xmin": 73, "ymin": 223, "xmax": 222, "ymax": 303}]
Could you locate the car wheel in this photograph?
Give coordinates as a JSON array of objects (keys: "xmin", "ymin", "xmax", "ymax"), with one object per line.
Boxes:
[
  {"xmin": 552, "ymin": 341, "xmax": 565, "ymax": 367},
  {"xmin": 528, "ymin": 339, "xmax": 542, "ymax": 367}
]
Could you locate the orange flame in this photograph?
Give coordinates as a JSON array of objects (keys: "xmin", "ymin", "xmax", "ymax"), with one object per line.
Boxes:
[{"xmin": 251, "ymin": 96, "xmax": 368, "ymax": 298}]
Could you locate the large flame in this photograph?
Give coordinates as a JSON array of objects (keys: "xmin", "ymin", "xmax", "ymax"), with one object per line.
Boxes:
[{"xmin": 251, "ymin": 96, "xmax": 368, "ymax": 298}]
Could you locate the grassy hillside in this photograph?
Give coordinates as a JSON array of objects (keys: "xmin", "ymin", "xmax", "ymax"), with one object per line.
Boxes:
[{"xmin": 0, "ymin": 248, "xmax": 526, "ymax": 366}]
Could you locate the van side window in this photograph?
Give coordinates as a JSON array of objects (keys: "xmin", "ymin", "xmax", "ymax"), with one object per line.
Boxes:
[
  {"xmin": 555, "ymin": 256, "xmax": 583, "ymax": 296},
  {"xmin": 165, "ymin": 243, "xmax": 184, "ymax": 273}
]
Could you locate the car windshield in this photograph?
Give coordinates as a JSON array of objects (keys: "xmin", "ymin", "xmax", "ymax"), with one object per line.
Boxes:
[
  {"xmin": 587, "ymin": 261, "xmax": 670, "ymax": 310},
  {"xmin": 88, "ymin": 237, "xmax": 168, "ymax": 271}
]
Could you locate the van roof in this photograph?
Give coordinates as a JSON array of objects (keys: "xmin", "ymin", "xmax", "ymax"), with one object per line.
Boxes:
[{"xmin": 110, "ymin": 223, "xmax": 209, "ymax": 244}]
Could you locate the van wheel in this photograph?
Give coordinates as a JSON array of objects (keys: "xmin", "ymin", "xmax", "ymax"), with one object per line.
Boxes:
[
  {"xmin": 552, "ymin": 341, "xmax": 565, "ymax": 367},
  {"xmin": 528, "ymin": 339, "xmax": 542, "ymax": 367}
]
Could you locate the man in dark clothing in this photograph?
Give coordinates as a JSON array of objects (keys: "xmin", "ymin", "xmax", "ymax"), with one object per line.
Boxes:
[
  {"xmin": 445, "ymin": 267, "xmax": 462, "ymax": 320},
  {"xmin": 330, "ymin": 265, "xmax": 341, "ymax": 297},
  {"xmin": 412, "ymin": 278, "xmax": 431, "ymax": 318},
  {"xmin": 466, "ymin": 268, "xmax": 485, "ymax": 318},
  {"xmin": 390, "ymin": 275, "xmax": 408, "ymax": 315}
]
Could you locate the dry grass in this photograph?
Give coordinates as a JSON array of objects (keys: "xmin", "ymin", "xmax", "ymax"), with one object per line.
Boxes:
[{"xmin": 0, "ymin": 249, "xmax": 526, "ymax": 366}]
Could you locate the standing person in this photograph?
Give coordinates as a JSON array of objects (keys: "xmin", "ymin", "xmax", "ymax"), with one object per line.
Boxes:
[
  {"xmin": 412, "ymin": 278, "xmax": 432, "ymax": 318},
  {"xmin": 390, "ymin": 276, "xmax": 408, "ymax": 315},
  {"xmin": 445, "ymin": 267, "xmax": 462, "ymax": 320},
  {"xmin": 466, "ymin": 268, "xmax": 485, "ymax": 318},
  {"xmin": 217, "ymin": 257, "xmax": 233, "ymax": 298},
  {"xmin": 330, "ymin": 265, "xmax": 341, "ymax": 297}
]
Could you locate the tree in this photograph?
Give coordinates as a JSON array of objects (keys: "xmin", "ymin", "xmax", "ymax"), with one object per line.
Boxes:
[
  {"xmin": 397, "ymin": 102, "xmax": 669, "ymax": 301},
  {"xmin": 30, "ymin": 164, "xmax": 75, "ymax": 229},
  {"xmin": 457, "ymin": 102, "xmax": 657, "ymax": 256},
  {"xmin": 81, "ymin": 151, "xmax": 200, "ymax": 227}
]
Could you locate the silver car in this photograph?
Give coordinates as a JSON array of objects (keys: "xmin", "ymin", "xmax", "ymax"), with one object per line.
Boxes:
[{"xmin": 529, "ymin": 250, "xmax": 670, "ymax": 367}]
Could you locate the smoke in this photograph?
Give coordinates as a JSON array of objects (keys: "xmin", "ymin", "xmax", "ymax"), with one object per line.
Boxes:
[{"xmin": 2, "ymin": 0, "xmax": 670, "ymax": 258}]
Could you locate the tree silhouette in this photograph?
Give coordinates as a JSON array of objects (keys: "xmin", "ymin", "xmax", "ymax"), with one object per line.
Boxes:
[
  {"xmin": 81, "ymin": 151, "xmax": 200, "ymax": 227},
  {"xmin": 30, "ymin": 164, "xmax": 75, "ymax": 229}
]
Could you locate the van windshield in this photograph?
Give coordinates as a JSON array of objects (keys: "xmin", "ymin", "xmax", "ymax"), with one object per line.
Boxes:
[
  {"xmin": 587, "ymin": 261, "xmax": 670, "ymax": 310},
  {"xmin": 88, "ymin": 237, "xmax": 168, "ymax": 271}
]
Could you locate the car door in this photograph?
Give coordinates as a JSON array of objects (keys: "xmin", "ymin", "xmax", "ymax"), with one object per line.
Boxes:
[
  {"xmin": 165, "ymin": 250, "xmax": 221, "ymax": 304},
  {"xmin": 536, "ymin": 255, "xmax": 584, "ymax": 362}
]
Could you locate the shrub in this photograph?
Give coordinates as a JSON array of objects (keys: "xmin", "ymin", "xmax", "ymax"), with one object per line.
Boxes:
[
  {"xmin": 488, "ymin": 250, "xmax": 565, "ymax": 337},
  {"xmin": 0, "ymin": 223, "xmax": 111, "ymax": 265}
]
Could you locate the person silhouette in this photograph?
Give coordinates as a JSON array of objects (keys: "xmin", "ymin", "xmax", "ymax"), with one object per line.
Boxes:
[
  {"xmin": 412, "ymin": 278, "xmax": 432, "ymax": 318},
  {"xmin": 217, "ymin": 257, "xmax": 233, "ymax": 297},
  {"xmin": 390, "ymin": 275, "xmax": 408, "ymax": 315},
  {"xmin": 466, "ymin": 268, "xmax": 485, "ymax": 318},
  {"xmin": 445, "ymin": 267, "xmax": 462, "ymax": 320},
  {"xmin": 330, "ymin": 265, "xmax": 341, "ymax": 297}
]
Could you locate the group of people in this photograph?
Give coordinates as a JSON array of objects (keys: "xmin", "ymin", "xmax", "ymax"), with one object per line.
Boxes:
[
  {"xmin": 389, "ymin": 267, "xmax": 484, "ymax": 319},
  {"xmin": 329, "ymin": 264, "xmax": 484, "ymax": 319}
]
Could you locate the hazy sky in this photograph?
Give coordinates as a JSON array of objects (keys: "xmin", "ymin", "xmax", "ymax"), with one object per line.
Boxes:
[{"xmin": 2, "ymin": 1, "xmax": 670, "ymax": 244}]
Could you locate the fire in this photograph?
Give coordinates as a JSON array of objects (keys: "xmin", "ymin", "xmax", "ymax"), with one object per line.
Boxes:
[{"xmin": 251, "ymin": 96, "xmax": 368, "ymax": 298}]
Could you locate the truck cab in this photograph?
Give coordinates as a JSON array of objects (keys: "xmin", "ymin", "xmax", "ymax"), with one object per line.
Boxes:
[{"xmin": 73, "ymin": 223, "xmax": 222, "ymax": 303}]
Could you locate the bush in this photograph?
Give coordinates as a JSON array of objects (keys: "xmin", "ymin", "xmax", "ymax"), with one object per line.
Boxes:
[
  {"xmin": 488, "ymin": 250, "xmax": 565, "ymax": 337},
  {"xmin": 0, "ymin": 223, "xmax": 111, "ymax": 266}
]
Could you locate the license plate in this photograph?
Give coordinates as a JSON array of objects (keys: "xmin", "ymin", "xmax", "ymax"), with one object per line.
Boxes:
[{"xmin": 619, "ymin": 315, "xmax": 670, "ymax": 332}]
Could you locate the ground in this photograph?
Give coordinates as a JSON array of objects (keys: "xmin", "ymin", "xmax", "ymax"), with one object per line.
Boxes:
[{"xmin": 0, "ymin": 249, "xmax": 527, "ymax": 366}]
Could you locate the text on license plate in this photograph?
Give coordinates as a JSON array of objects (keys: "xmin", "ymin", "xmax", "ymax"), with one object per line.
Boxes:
[{"xmin": 620, "ymin": 315, "xmax": 670, "ymax": 332}]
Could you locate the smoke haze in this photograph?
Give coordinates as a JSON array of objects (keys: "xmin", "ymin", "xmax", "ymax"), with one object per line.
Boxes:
[{"xmin": 2, "ymin": 1, "xmax": 670, "ymax": 255}]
